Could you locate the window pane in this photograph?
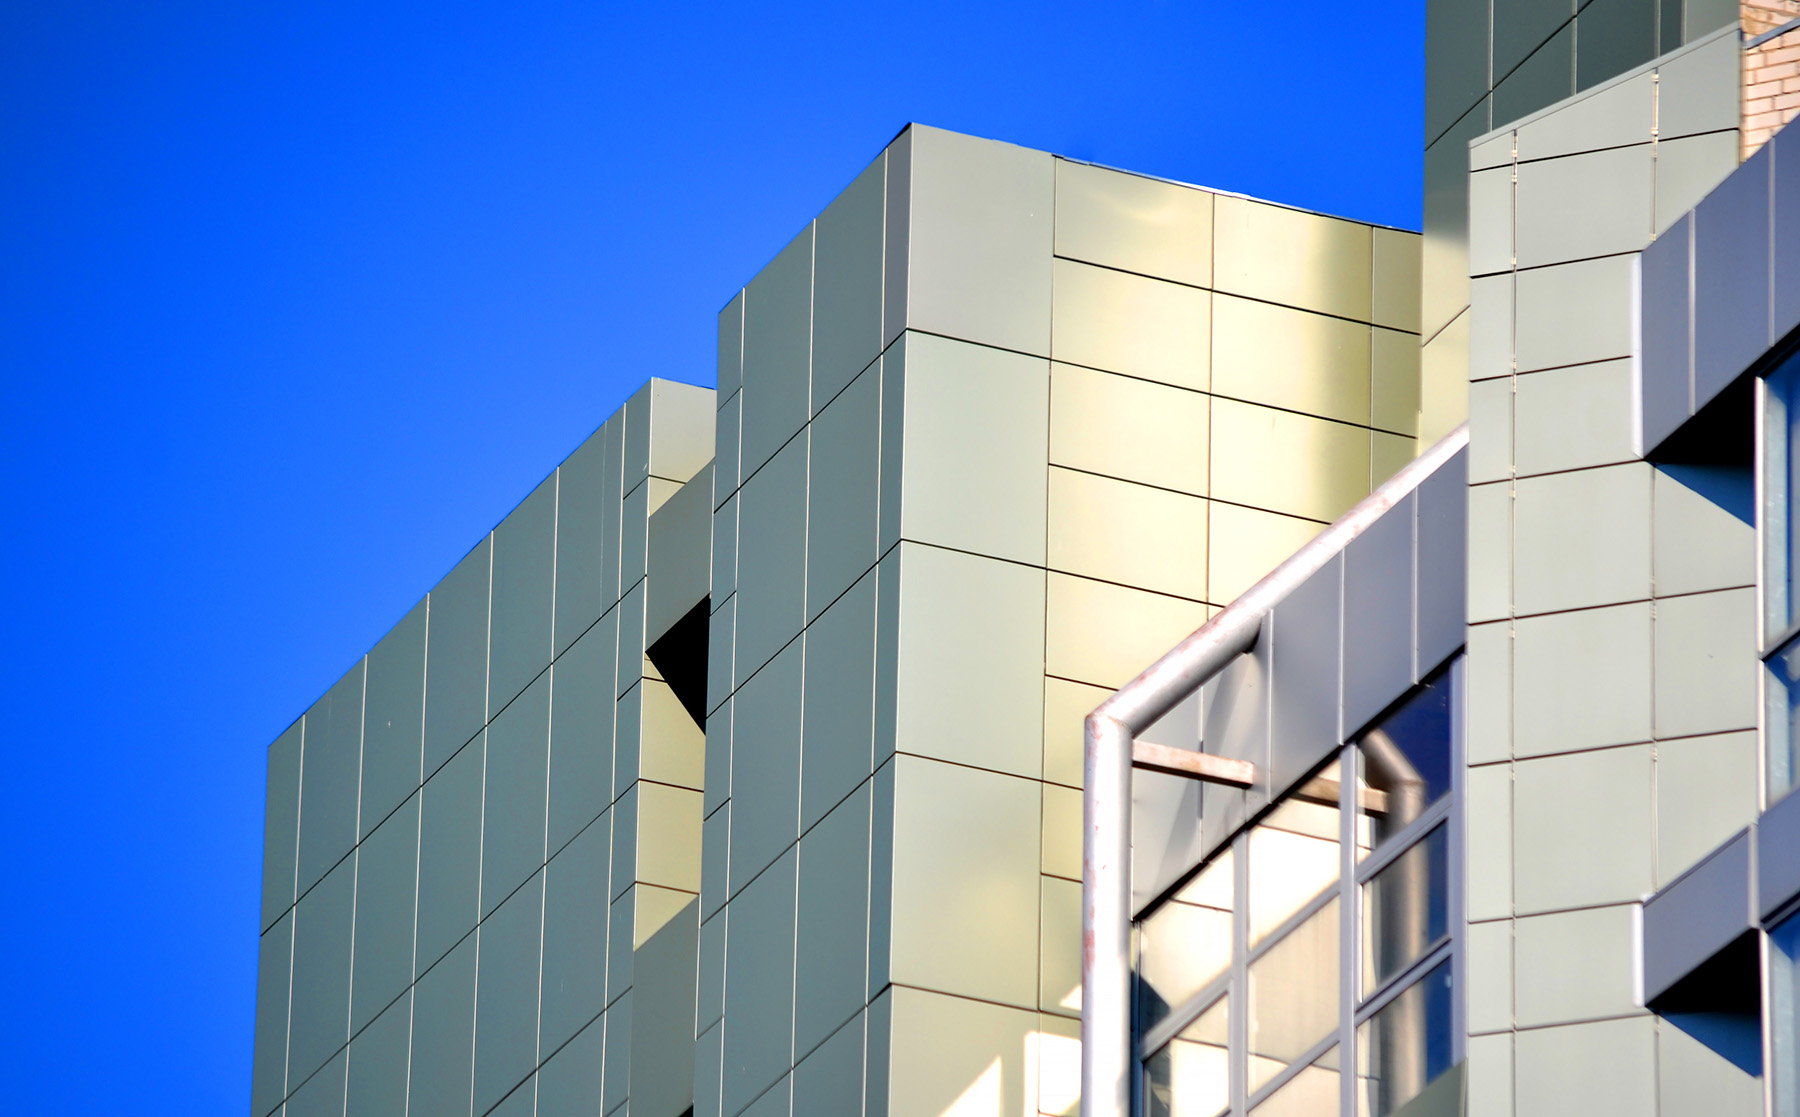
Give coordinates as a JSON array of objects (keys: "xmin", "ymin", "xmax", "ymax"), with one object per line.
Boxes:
[
  {"xmin": 1360, "ymin": 677, "xmax": 1452, "ymax": 853},
  {"xmin": 1138, "ymin": 851, "xmax": 1234, "ymax": 1031},
  {"xmin": 1145, "ymin": 996, "xmax": 1229, "ymax": 1117},
  {"xmin": 1249, "ymin": 1045, "xmax": 1338, "ymax": 1117},
  {"xmin": 1250, "ymin": 758, "xmax": 1343, "ymax": 945},
  {"xmin": 1774, "ymin": 913, "xmax": 1800, "ymax": 1117},
  {"xmin": 1361, "ymin": 825, "xmax": 1449, "ymax": 994},
  {"xmin": 1249, "ymin": 896, "xmax": 1339, "ymax": 1094},
  {"xmin": 1356, "ymin": 960, "xmax": 1454, "ymax": 1117},
  {"xmin": 1769, "ymin": 638, "xmax": 1800, "ymax": 805}
]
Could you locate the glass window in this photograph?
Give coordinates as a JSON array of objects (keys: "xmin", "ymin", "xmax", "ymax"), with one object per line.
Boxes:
[
  {"xmin": 1764, "ymin": 359, "xmax": 1800, "ymax": 637},
  {"xmin": 1361, "ymin": 826, "xmax": 1449, "ymax": 993},
  {"xmin": 1248, "ymin": 897, "xmax": 1339, "ymax": 1094},
  {"xmin": 1249, "ymin": 759, "xmax": 1342, "ymax": 945},
  {"xmin": 1359, "ymin": 678, "xmax": 1451, "ymax": 853},
  {"xmin": 1774, "ymin": 912, "xmax": 1800, "ymax": 1117},
  {"xmin": 1140, "ymin": 851, "xmax": 1234, "ymax": 1031},
  {"xmin": 1356, "ymin": 960, "xmax": 1454, "ymax": 1117},
  {"xmin": 1145, "ymin": 996, "xmax": 1229, "ymax": 1117},
  {"xmin": 1770, "ymin": 638, "xmax": 1800, "ymax": 805},
  {"xmin": 1250, "ymin": 1046, "xmax": 1338, "ymax": 1117}
]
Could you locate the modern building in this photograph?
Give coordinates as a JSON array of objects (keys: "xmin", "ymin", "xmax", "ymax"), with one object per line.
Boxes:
[{"xmin": 250, "ymin": 2, "xmax": 1800, "ymax": 1116}]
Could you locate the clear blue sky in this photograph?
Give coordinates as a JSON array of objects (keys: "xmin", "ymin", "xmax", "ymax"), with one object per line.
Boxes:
[{"xmin": 0, "ymin": 2, "xmax": 1422, "ymax": 1111}]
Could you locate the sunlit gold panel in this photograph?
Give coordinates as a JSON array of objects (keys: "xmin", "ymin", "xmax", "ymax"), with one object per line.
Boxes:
[
  {"xmin": 1372, "ymin": 226, "xmax": 1423, "ymax": 334},
  {"xmin": 1036, "ymin": 1008, "xmax": 1084, "ymax": 1115},
  {"xmin": 1043, "ymin": 675, "xmax": 1112, "ymax": 789},
  {"xmin": 1420, "ymin": 313, "xmax": 1470, "ymax": 445},
  {"xmin": 1211, "ymin": 398, "xmax": 1372, "ymax": 523},
  {"xmin": 1039, "ymin": 876, "xmax": 1083, "ymax": 1019},
  {"xmin": 1214, "ymin": 195, "xmax": 1373, "ymax": 322},
  {"xmin": 635, "ymin": 780, "xmax": 703, "ymax": 893},
  {"xmin": 1054, "ymin": 160, "xmax": 1213, "ymax": 289},
  {"xmin": 1045, "ymin": 572, "xmax": 1208, "ymax": 690},
  {"xmin": 1041, "ymin": 781, "xmax": 1083, "ymax": 879},
  {"xmin": 638, "ymin": 677, "xmax": 704, "ymax": 791},
  {"xmin": 1047, "ymin": 467, "xmax": 1208, "ymax": 602},
  {"xmin": 1372, "ymin": 326, "xmax": 1423, "ymax": 434},
  {"xmin": 1048, "ymin": 363, "xmax": 1208, "ymax": 496},
  {"xmin": 1051, "ymin": 258, "xmax": 1210, "ymax": 391},
  {"xmin": 1212, "ymin": 293, "xmax": 1372, "ymax": 426},
  {"xmin": 883, "ymin": 985, "xmax": 1040, "ymax": 1116},
  {"xmin": 1208, "ymin": 502, "xmax": 1324, "ymax": 605},
  {"xmin": 1373, "ymin": 431, "xmax": 1418, "ymax": 488},
  {"xmin": 629, "ymin": 882, "xmax": 696, "ymax": 948}
]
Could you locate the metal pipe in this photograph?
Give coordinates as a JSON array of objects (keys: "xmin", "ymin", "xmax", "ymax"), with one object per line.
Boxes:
[{"xmin": 1079, "ymin": 423, "xmax": 1468, "ymax": 1117}]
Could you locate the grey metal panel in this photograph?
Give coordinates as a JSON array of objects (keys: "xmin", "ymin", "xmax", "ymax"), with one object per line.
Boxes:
[
  {"xmin": 554, "ymin": 424, "xmax": 611, "ymax": 657},
  {"xmin": 714, "ymin": 491, "xmax": 738, "ymax": 605},
  {"xmin": 1514, "ymin": 144, "xmax": 1653, "ymax": 269},
  {"xmin": 298, "ymin": 661, "xmax": 364, "ymax": 896},
  {"xmin": 716, "ymin": 391, "xmax": 742, "ymax": 510},
  {"xmin": 621, "ymin": 477, "xmax": 650, "ymax": 596},
  {"xmin": 719, "ymin": 292, "xmax": 745, "ymax": 402},
  {"xmin": 1514, "ymin": 69, "xmax": 1652, "ymax": 163},
  {"xmin": 289, "ymin": 856, "xmax": 355, "ymax": 1086},
  {"xmin": 1642, "ymin": 829, "xmax": 1752, "ymax": 1003},
  {"xmin": 252, "ymin": 910, "xmax": 295, "ymax": 1117},
  {"xmin": 426, "ymin": 537, "xmax": 492, "ymax": 776},
  {"xmin": 707, "ymin": 597, "xmax": 735, "ymax": 718},
  {"xmin": 1514, "ymin": 254, "xmax": 1636, "ymax": 372},
  {"xmin": 535, "ymin": 1013, "xmax": 604, "ymax": 1117},
  {"xmin": 882, "ymin": 130, "xmax": 911, "ymax": 350},
  {"xmin": 361, "ymin": 600, "xmax": 426, "ymax": 839},
  {"xmin": 1640, "ymin": 215, "xmax": 1693, "ymax": 452},
  {"xmin": 610, "ymin": 786, "xmax": 639, "ymax": 901},
  {"xmin": 474, "ymin": 872, "xmax": 546, "ymax": 1115},
  {"xmin": 409, "ymin": 934, "xmax": 477, "ymax": 1117},
  {"xmin": 698, "ymin": 908, "xmax": 726, "ymax": 1031},
  {"xmin": 647, "ymin": 464, "xmax": 714, "ymax": 646},
  {"xmin": 415, "ymin": 734, "xmax": 485, "ymax": 972},
  {"xmin": 1493, "ymin": 23, "xmax": 1574, "ymax": 127},
  {"xmin": 1574, "ymin": 0, "xmax": 1654, "ymax": 91},
  {"xmin": 1422, "ymin": 99, "xmax": 1489, "ymax": 338},
  {"xmin": 800, "ymin": 569, "xmax": 877, "ymax": 832},
  {"xmin": 1693, "ymin": 144, "xmax": 1773, "ymax": 407},
  {"xmin": 695, "ymin": 1022, "xmax": 725, "ymax": 1117},
  {"xmin": 481, "ymin": 673, "xmax": 551, "ymax": 917},
  {"xmin": 606, "ymin": 889, "xmax": 634, "ymax": 1008},
  {"xmin": 262, "ymin": 721, "xmax": 303, "ymax": 932},
  {"xmin": 548, "ymin": 618, "xmax": 617, "ymax": 856},
  {"xmin": 1415, "ymin": 447, "xmax": 1467, "ymax": 676},
  {"xmin": 743, "ymin": 1075, "xmax": 794, "ymax": 1117},
  {"xmin": 1774, "ymin": 126, "xmax": 1800, "ymax": 344},
  {"xmin": 1344, "ymin": 494, "xmax": 1417, "ymax": 736},
  {"xmin": 795, "ymin": 782, "xmax": 872, "ymax": 1058},
  {"xmin": 794, "ymin": 1011, "xmax": 864, "ymax": 1115},
  {"xmin": 1199, "ymin": 633, "xmax": 1270, "ymax": 856},
  {"xmin": 488, "ymin": 1079, "xmax": 535, "ymax": 1117},
  {"xmin": 805, "ymin": 365, "xmax": 880, "ymax": 623},
  {"xmin": 722, "ymin": 846, "xmax": 798, "ymax": 1116},
  {"xmin": 1657, "ymin": 26, "xmax": 1741, "ymax": 139},
  {"xmin": 728, "ymin": 639, "xmax": 803, "ymax": 896},
  {"xmin": 346, "ymin": 989, "xmax": 411, "ymax": 1117},
  {"xmin": 631, "ymin": 899, "xmax": 700, "ymax": 1117},
  {"xmin": 813, "ymin": 155, "xmax": 885, "ymax": 414},
  {"xmin": 705, "ymin": 698, "xmax": 732, "ymax": 821},
  {"xmin": 741, "ymin": 226, "xmax": 815, "ymax": 479},
  {"xmin": 1269, "ymin": 553, "xmax": 1343, "ymax": 794},
  {"xmin": 1132, "ymin": 693, "xmax": 1205, "ymax": 910},
  {"xmin": 490, "ymin": 474, "xmax": 557, "ymax": 712},
  {"xmin": 702, "ymin": 801, "xmax": 730, "ymax": 923},
  {"xmin": 350, "ymin": 794, "xmax": 419, "ymax": 1034},
  {"xmin": 540, "ymin": 811, "xmax": 611, "ymax": 1054},
  {"xmin": 867, "ymin": 759, "xmax": 894, "ymax": 999},
  {"xmin": 1493, "ymin": 0, "xmax": 1571, "ymax": 87},
  {"xmin": 603, "ymin": 988, "xmax": 631, "ymax": 1113},
  {"xmin": 285, "ymin": 1048, "xmax": 346, "ymax": 1117},
  {"xmin": 625, "ymin": 382, "xmax": 654, "ymax": 495},
  {"xmin": 734, "ymin": 430, "xmax": 809, "ymax": 683},
  {"xmin": 599, "ymin": 417, "xmax": 626, "ymax": 608},
  {"xmin": 1428, "ymin": 0, "xmax": 1496, "ymax": 144},
  {"xmin": 617, "ymin": 579, "xmax": 647, "ymax": 700},
  {"xmin": 1760, "ymin": 787, "xmax": 1800, "ymax": 918}
]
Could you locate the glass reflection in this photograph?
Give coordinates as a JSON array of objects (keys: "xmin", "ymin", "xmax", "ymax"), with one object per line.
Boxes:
[
  {"xmin": 1139, "ymin": 851, "xmax": 1234, "ymax": 1031},
  {"xmin": 1356, "ymin": 961, "xmax": 1453, "ymax": 1117},
  {"xmin": 1145, "ymin": 997, "xmax": 1229, "ymax": 1117},
  {"xmin": 1359, "ymin": 676, "xmax": 1451, "ymax": 853},
  {"xmin": 1362, "ymin": 826, "xmax": 1449, "ymax": 993},
  {"xmin": 1249, "ymin": 760, "xmax": 1342, "ymax": 945},
  {"xmin": 1249, "ymin": 1046, "xmax": 1338, "ymax": 1117},
  {"xmin": 1768, "ymin": 638, "xmax": 1800, "ymax": 805},
  {"xmin": 1774, "ymin": 913, "xmax": 1800, "ymax": 1117},
  {"xmin": 1249, "ymin": 897, "xmax": 1339, "ymax": 1093}
]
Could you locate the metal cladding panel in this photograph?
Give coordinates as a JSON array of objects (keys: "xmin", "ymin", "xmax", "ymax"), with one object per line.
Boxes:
[
  {"xmin": 1132, "ymin": 693, "xmax": 1206, "ymax": 909},
  {"xmin": 1640, "ymin": 214, "xmax": 1693, "ymax": 453},
  {"xmin": 646, "ymin": 464, "xmax": 714, "ymax": 647},
  {"xmin": 1415, "ymin": 447, "xmax": 1468, "ymax": 676},
  {"xmin": 1760, "ymin": 787, "xmax": 1800, "ymax": 919},
  {"xmin": 1343, "ymin": 492, "xmax": 1416, "ymax": 737},
  {"xmin": 1200, "ymin": 637, "xmax": 1269, "ymax": 858},
  {"xmin": 1774, "ymin": 126, "xmax": 1800, "ymax": 341},
  {"xmin": 1268, "ymin": 552, "xmax": 1343, "ymax": 794},
  {"xmin": 1642, "ymin": 828, "xmax": 1752, "ymax": 1004},
  {"xmin": 1693, "ymin": 144, "xmax": 1773, "ymax": 407}
]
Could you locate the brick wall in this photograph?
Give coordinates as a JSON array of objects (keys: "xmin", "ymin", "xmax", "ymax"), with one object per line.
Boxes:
[{"xmin": 1743, "ymin": 1, "xmax": 1800, "ymax": 155}]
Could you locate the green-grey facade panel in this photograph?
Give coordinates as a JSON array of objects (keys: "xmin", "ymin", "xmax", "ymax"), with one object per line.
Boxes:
[
  {"xmin": 1428, "ymin": 0, "xmax": 1495, "ymax": 144},
  {"xmin": 813, "ymin": 156, "xmax": 885, "ymax": 414},
  {"xmin": 345, "ymin": 989, "xmax": 411, "ymax": 1117},
  {"xmin": 716, "ymin": 390, "xmax": 742, "ymax": 510},
  {"xmin": 599, "ymin": 417, "xmax": 626, "ymax": 607},
  {"xmin": 734, "ymin": 430, "xmax": 809, "ymax": 682},
  {"xmin": 536, "ymin": 1013, "xmax": 605, "ymax": 1117},
  {"xmin": 285, "ymin": 1048, "xmax": 345, "ymax": 1117},
  {"xmin": 610, "ymin": 785, "xmax": 639, "ymax": 902},
  {"xmin": 349, "ymin": 793, "xmax": 419, "ymax": 1034},
  {"xmin": 425, "ymin": 537, "xmax": 492, "ymax": 776},
  {"xmin": 799, "ymin": 569, "xmax": 877, "ymax": 833},
  {"xmin": 288, "ymin": 855, "xmax": 355, "ymax": 1088},
  {"xmin": 805, "ymin": 363, "xmax": 880, "ymax": 624},
  {"xmin": 881, "ymin": 131, "xmax": 910, "ymax": 351},
  {"xmin": 415, "ymin": 733, "xmax": 485, "ymax": 972},
  {"xmin": 488, "ymin": 1078, "xmax": 536, "ymax": 1117},
  {"xmin": 606, "ymin": 886, "xmax": 634, "ymax": 1007},
  {"xmin": 490, "ymin": 473, "xmax": 557, "ymax": 711},
  {"xmin": 481, "ymin": 672, "xmax": 551, "ymax": 917},
  {"xmin": 722, "ymin": 846, "xmax": 798, "ymax": 1117},
  {"xmin": 1494, "ymin": 0, "xmax": 1573, "ymax": 84},
  {"xmin": 705, "ymin": 698, "xmax": 732, "ymax": 820},
  {"xmin": 1575, "ymin": 0, "xmax": 1656, "ymax": 91},
  {"xmin": 252, "ymin": 911, "xmax": 294, "ymax": 1117},
  {"xmin": 553, "ymin": 423, "xmax": 612, "ymax": 657},
  {"xmin": 262, "ymin": 721, "xmax": 303, "ymax": 932},
  {"xmin": 728, "ymin": 638, "xmax": 803, "ymax": 896},
  {"xmin": 742, "ymin": 1075, "xmax": 792, "ymax": 1117},
  {"xmin": 708, "ymin": 597, "xmax": 735, "ymax": 719},
  {"xmin": 297, "ymin": 661, "xmax": 364, "ymax": 896},
  {"xmin": 1494, "ymin": 22, "xmax": 1574, "ymax": 126},
  {"xmin": 698, "ymin": 908, "xmax": 726, "ymax": 1031},
  {"xmin": 647, "ymin": 462, "xmax": 713, "ymax": 645},
  {"xmin": 741, "ymin": 226, "xmax": 815, "ymax": 479},
  {"xmin": 547, "ymin": 618, "xmax": 617, "ymax": 856},
  {"xmin": 409, "ymin": 934, "xmax": 477, "ymax": 1117},
  {"xmin": 793, "ymin": 1011, "xmax": 865, "ymax": 1117},
  {"xmin": 474, "ymin": 872, "xmax": 546, "ymax": 1115},
  {"xmin": 1685, "ymin": 0, "xmax": 1738, "ymax": 40},
  {"xmin": 359, "ymin": 600, "xmax": 425, "ymax": 839},
  {"xmin": 540, "ymin": 811, "xmax": 612, "ymax": 1054},
  {"xmin": 1421, "ymin": 98, "xmax": 1490, "ymax": 336},
  {"xmin": 621, "ymin": 477, "xmax": 650, "ymax": 594},
  {"xmin": 604, "ymin": 989, "xmax": 632, "ymax": 1114},
  {"xmin": 794, "ymin": 782, "xmax": 871, "ymax": 1060},
  {"xmin": 719, "ymin": 292, "xmax": 744, "ymax": 402},
  {"xmin": 632, "ymin": 900, "xmax": 700, "ymax": 1117},
  {"xmin": 702, "ymin": 801, "xmax": 730, "ymax": 922}
]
